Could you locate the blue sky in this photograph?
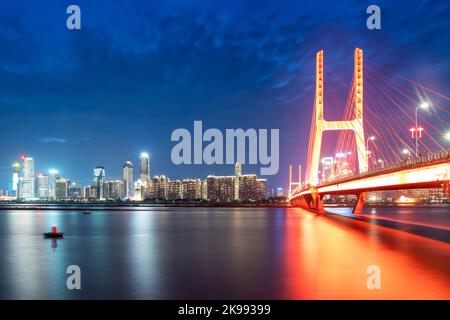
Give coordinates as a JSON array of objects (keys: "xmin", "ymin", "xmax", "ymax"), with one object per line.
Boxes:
[{"xmin": 0, "ymin": 0, "xmax": 449, "ymax": 189}]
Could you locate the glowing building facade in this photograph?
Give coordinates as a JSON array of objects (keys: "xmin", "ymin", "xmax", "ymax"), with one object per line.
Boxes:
[{"xmin": 122, "ymin": 161, "xmax": 134, "ymax": 199}]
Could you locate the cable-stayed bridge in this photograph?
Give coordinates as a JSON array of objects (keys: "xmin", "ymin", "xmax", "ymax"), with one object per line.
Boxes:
[{"xmin": 289, "ymin": 48, "xmax": 450, "ymax": 214}]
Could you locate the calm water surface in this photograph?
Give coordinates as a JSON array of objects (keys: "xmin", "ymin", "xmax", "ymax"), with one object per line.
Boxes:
[{"xmin": 0, "ymin": 207, "xmax": 449, "ymax": 299}]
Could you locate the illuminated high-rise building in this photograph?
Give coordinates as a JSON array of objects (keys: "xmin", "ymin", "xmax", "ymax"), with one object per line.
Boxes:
[
  {"xmin": 21, "ymin": 157, "xmax": 35, "ymax": 200},
  {"xmin": 55, "ymin": 177, "xmax": 68, "ymax": 200},
  {"xmin": 238, "ymin": 174, "xmax": 258, "ymax": 201},
  {"xmin": 234, "ymin": 162, "xmax": 241, "ymax": 200},
  {"xmin": 139, "ymin": 152, "xmax": 150, "ymax": 183},
  {"xmin": 334, "ymin": 153, "xmax": 351, "ymax": 178},
  {"xmin": 256, "ymin": 178, "xmax": 267, "ymax": 200},
  {"xmin": 83, "ymin": 186, "xmax": 91, "ymax": 199},
  {"xmin": 167, "ymin": 179, "xmax": 182, "ymax": 200},
  {"xmin": 201, "ymin": 179, "xmax": 208, "ymax": 200},
  {"xmin": 182, "ymin": 178, "xmax": 201, "ymax": 200},
  {"xmin": 11, "ymin": 161, "xmax": 21, "ymax": 197},
  {"xmin": 104, "ymin": 180, "xmax": 123, "ymax": 200},
  {"xmin": 48, "ymin": 169, "xmax": 59, "ymax": 199},
  {"xmin": 68, "ymin": 182, "xmax": 82, "ymax": 199},
  {"xmin": 133, "ymin": 179, "xmax": 145, "ymax": 201},
  {"xmin": 122, "ymin": 161, "xmax": 134, "ymax": 199},
  {"xmin": 151, "ymin": 175, "xmax": 168, "ymax": 200},
  {"xmin": 36, "ymin": 173, "xmax": 49, "ymax": 199},
  {"xmin": 93, "ymin": 166, "xmax": 106, "ymax": 199},
  {"xmin": 207, "ymin": 175, "xmax": 235, "ymax": 202},
  {"xmin": 276, "ymin": 187, "xmax": 284, "ymax": 197},
  {"xmin": 321, "ymin": 157, "xmax": 334, "ymax": 182}
]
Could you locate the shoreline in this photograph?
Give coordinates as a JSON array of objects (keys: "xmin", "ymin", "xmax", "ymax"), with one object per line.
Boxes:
[{"xmin": 0, "ymin": 202, "xmax": 448, "ymax": 211}]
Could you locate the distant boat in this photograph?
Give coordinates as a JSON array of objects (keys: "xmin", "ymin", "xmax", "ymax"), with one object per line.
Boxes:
[{"xmin": 83, "ymin": 210, "xmax": 91, "ymax": 214}]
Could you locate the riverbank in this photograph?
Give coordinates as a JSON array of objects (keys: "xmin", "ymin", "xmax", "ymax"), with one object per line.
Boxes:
[
  {"xmin": 0, "ymin": 202, "xmax": 448, "ymax": 211},
  {"xmin": 0, "ymin": 202, "xmax": 291, "ymax": 210}
]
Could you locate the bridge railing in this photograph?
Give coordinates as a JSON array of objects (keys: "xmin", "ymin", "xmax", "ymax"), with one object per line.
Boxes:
[{"xmin": 291, "ymin": 149, "xmax": 450, "ymax": 197}]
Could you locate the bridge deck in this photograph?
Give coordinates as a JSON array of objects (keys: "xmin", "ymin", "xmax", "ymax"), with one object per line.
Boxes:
[{"xmin": 291, "ymin": 150, "xmax": 450, "ymax": 198}]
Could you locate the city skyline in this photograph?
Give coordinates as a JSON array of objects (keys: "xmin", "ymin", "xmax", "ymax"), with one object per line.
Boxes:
[
  {"xmin": 0, "ymin": 151, "xmax": 273, "ymax": 191},
  {"xmin": 2, "ymin": 150, "xmax": 270, "ymax": 202}
]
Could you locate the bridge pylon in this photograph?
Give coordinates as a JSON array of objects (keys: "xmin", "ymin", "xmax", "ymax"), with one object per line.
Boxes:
[{"xmin": 306, "ymin": 48, "xmax": 367, "ymax": 185}]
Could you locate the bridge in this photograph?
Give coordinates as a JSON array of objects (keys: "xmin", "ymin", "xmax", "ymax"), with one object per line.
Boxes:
[{"xmin": 289, "ymin": 48, "xmax": 450, "ymax": 213}]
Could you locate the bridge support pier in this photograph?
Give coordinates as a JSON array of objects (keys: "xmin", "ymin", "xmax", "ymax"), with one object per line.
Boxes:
[
  {"xmin": 311, "ymin": 188, "xmax": 325, "ymax": 214},
  {"xmin": 353, "ymin": 192, "xmax": 367, "ymax": 214}
]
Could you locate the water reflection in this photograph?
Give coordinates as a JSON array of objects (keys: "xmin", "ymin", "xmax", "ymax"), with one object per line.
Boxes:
[
  {"xmin": 0, "ymin": 207, "xmax": 448, "ymax": 299},
  {"xmin": 50, "ymin": 238, "xmax": 58, "ymax": 250}
]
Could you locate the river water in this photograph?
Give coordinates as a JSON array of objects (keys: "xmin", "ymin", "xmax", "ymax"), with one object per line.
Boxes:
[{"xmin": 0, "ymin": 206, "xmax": 448, "ymax": 299}]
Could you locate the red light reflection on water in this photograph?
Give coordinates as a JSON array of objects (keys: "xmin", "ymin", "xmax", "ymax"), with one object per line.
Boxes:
[{"xmin": 282, "ymin": 208, "xmax": 450, "ymax": 299}]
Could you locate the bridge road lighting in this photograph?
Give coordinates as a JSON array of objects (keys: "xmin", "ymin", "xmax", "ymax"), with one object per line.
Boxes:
[
  {"xmin": 402, "ymin": 148, "xmax": 411, "ymax": 160},
  {"xmin": 377, "ymin": 159, "xmax": 384, "ymax": 168},
  {"xmin": 415, "ymin": 102, "xmax": 429, "ymax": 157}
]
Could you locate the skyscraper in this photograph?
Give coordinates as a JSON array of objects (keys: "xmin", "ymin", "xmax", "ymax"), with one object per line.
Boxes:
[
  {"xmin": 21, "ymin": 157, "xmax": 35, "ymax": 200},
  {"xmin": 104, "ymin": 180, "xmax": 123, "ymax": 200},
  {"xmin": 201, "ymin": 179, "xmax": 208, "ymax": 200},
  {"xmin": 139, "ymin": 152, "xmax": 150, "ymax": 182},
  {"xmin": 36, "ymin": 173, "xmax": 49, "ymax": 199},
  {"xmin": 48, "ymin": 169, "xmax": 58, "ymax": 199},
  {"xmin": 207, "ymin": 175, "xmax": 235, "ymax": 202},
  {"xmin": 68, "ymin": 182, "xmax": 82, "ymax": 199},
  {"xmin": 182, "ymin": 178, "xmax": 202, "ymax": 200},
  {"xmin": 122, "ymin": 161, "xmax": 134, "ymax": 199},
  {"xmin": 55, "ymin": 177, "xmax": 68, "ymax": 200},
  {"xmin": 234, "ymin": 162, "xmax": 242, "ymax": 200},
  {"xmin": 151, "ymin": 175, "xmax": 168, "ymax": 200},
  {"xmin": 239, "ymin": 174, "xmax": 258, "ymax": 201},
  {"xmin": 11, "ymin": 161, "xmax": 21, "ymax": 197},
  {"xmin": 93, "ymin": 166, "xmax": 106, "ymax": 199},
  {"xmin": 256, "ymin": 178, "xmax": 267, "ymax": 201},
  {"xmin": 167, "ymin": 179, "xmax": 182, "ymax": 200}
]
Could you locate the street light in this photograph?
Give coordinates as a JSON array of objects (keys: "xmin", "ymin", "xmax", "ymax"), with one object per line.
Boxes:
[
  {"xmin": 377, "ymin": 159, "xmax": 384, "ymax": 168},
  {"xmin": 366, "ymin": 136, "xmax": 375, "ymax": 152},
  {"xmin": 444, "ymin": 131, "xmax": 450, "ymax": 141},
  {"xmin": 415, "ymin": 102, "xmax": 429, "ymax": 157}
]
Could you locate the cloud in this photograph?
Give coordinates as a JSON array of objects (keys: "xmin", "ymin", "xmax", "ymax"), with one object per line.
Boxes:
[{"xmin": 39, "ymin": 137, "xmax": 68, "ymax": 143}]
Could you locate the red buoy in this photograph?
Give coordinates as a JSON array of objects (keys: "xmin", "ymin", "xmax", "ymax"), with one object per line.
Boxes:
[{"xmin": 51, "ymin": 225, "xmax": 57, "ymax": 234}]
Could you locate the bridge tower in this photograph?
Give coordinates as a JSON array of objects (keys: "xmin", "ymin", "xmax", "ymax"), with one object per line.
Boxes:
[{"xmin": 306, "ymin": 48, "xmax": 367, "ymax": 185}]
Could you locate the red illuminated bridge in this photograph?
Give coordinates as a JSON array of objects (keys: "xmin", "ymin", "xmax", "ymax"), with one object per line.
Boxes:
[{"xmin": 289, "ymin": 48, "xmax": 450, "ymax": 213}]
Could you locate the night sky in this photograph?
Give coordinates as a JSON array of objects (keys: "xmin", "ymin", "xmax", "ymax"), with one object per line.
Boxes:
[{"xmin": 0, "ymin": 0, "xmax": 449, "ymax": 189}]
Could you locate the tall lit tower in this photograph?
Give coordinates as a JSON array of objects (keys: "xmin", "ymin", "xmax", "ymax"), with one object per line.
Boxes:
[
  {"xmin": 140, "ymin": 152, "xmax": 150, "ymax": 183},
  {"xmin": 48, "ymin": 169, "xmax": 59, "ymax": 199},
  {"xmin": 93, "ymin": 166, "xmax": 106, "ymax": 200},
  {"xmin": 122, "ymin": 161, "xmax": 134, "ymax": 199},
  {"xmin": 234, "ymin": 162, "xmax": 242, "ymax": 200},
  {"xmin": 22, "ymin": 157, "xmax": 35, "ymax": 200},
  {"xmin": 11, "ymin": 161, "xmax": 21, "ymax": 197},
  {"xmin": 36, "ymin": 173, "xmax": 50, "ymax": 199}
]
